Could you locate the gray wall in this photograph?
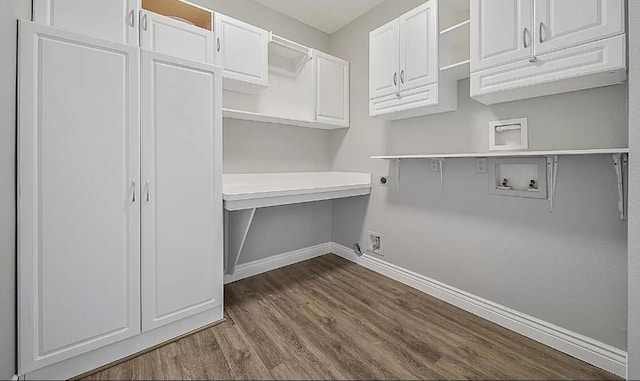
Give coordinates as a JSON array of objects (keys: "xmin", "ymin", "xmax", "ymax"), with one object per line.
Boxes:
[
  {"xmin": 188, "ymin": 0, "xmax": 335, "ymax": 264},
  {"xmin": 239, "ymin": 201, "xmax": 332, "ymax": 263},
  {"xmin": 628, "ymin": 0, "xmax": 640, "ymax": 378},
  {"xmin": 329, "ymin": 0, "xmax": 628, "ymax": 350},
  {"xmin": 1, "ymin": 1, "xmax": 30, "ymax": 378}
]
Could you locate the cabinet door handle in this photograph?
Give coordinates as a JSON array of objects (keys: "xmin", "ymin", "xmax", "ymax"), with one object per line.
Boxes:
[
  {"xmin": 393, "ymin": 72, "xmax": 397, "ymax": 86},
  {"xmin": 145, "ymin": 180, "xmax": 150, "ymax": 202},
  {"xmin": 217, "ymin": 38, "xmax": 221, "ymax": 52},
  {"xmin": 539, "ymin": 22, "xmax": 545, "ymax": 43},
  {"xmin": 129, "ymin": 10, "xmax": 135, "ymax": 27},
  {"xmin": 523, "ymin": 27, "xmax": 529, "ymax": 48},
  {"xmin": 400, "ymin": 70, "xmax": 404, "ymax": 84},
  {"xmin": 131, "ymin": 180, "xmax": 136, "ymax": 203},
  {"xmin": 142, "ymin": 14, "xmax": 148, "ymax": 31}
]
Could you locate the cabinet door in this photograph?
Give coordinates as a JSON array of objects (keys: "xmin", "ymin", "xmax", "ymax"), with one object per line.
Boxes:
[
  {"xmin": 214, "ymin": 13, "xmax": 269, "ymax": 88},
  {"xmin": 534, "ymin": 0, "xmax": 624, "ymax": 55},
  {"xmin": 369, "ymin": 18, "xmax": 400, "ymax": 99},
  {"xmin": 471, "ymin": 0, "xmax": 534, "ymax": 72},
  {"xmin": 140, "ymin": 10, "xmax": 214, "ymax": 64},
  {"xmin": 18, "ymin": 22, "xmax": 140, "ymax": 374},
  {"xmin": 314, "ymin": 51, "xmax": 349, "ymax": 127},
  {"xmin": 33, "ymin": 0, "xmax": 139, "ymax": 46},
  {"xmin": 141, "ymin": 51, "xmax": 223, "ymax": 331},
  {"xmin": 398, "ymin": 0, "xmax": 438, "ymax": 92}
]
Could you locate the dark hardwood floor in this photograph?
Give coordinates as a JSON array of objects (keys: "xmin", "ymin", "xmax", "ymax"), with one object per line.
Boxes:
[{"xmin": 83, "ymin": 254, "xmax": 619, "ymax": 380}]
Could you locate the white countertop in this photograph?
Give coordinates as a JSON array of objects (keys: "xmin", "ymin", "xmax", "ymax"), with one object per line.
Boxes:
[{"xmin": 223, "ymin": 172, "xmax": 372, "ymax": 210}]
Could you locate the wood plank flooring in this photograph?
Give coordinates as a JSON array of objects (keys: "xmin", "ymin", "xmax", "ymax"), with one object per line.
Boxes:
[{"xmin": 83, "ymin": 254, "xmax": 620, "ymax": 380}]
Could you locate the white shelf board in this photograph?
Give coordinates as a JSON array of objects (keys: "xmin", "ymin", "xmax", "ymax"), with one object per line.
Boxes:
[
  {"xmin": 371, "ymin": 148, "xmax": 629, "ymax": 160},
  {"xmin": 224, "ymin": 172, "xmax": 372, "ymax": 211},
  {"xmin": 223, "ymin": 108, "xmax": 347, "ymax": 130},
  {"xmin": 440, "ymin": 60, "xmax": 470, "ymax": 80},
  {"xmin": 440, "ymin": 19, "xmax": 470, "ymax": 35}
]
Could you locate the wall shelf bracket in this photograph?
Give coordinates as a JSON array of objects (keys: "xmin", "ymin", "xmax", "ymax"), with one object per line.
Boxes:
[
  {"xmin": 437, "ymin": 158, "xmax": 445, "ymax": 199},
  {"xmin": 395, "ymin": 159, "xmax": 401, "ymax": 196},
  {"xmin": 612, "ymin": 153, "xmax": 627, "ymax": 220},
  {"xmin": 546, "ymin": 155, "xmax": 559, "ymax": 212},
  {"xmin": 225, "ymin": 208, "xmax": 257, "ymax": 275}
]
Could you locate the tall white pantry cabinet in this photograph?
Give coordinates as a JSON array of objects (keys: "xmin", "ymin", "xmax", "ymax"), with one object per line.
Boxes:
[{"xmin": 18, "ymin": 18, "xmax": 223, "ymax": 381}]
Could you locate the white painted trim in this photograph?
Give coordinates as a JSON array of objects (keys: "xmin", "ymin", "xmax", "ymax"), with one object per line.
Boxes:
[
  {"xmin": 224, "ymin": 243, "xmax": 332, "ymax": 284},
  {"xmin": 330, "ymin": 242, "xmax": 628, "ymax": 378}
]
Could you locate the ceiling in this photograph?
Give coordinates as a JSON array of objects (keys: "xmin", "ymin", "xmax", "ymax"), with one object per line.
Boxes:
[{"xmin": 252, "ymin": 0, "xmax": 385, "ymax": 34}]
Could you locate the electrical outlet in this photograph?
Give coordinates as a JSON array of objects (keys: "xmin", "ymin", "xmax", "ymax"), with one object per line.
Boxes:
[
  {"xmin": 367, "ymin": 232, "xmax": 383, "ymax": 256},
  {"xmin": 429, "ymin": 160, "xmax": 440, "ymax": 172},
  {"xmin": 475, "ymin": 158, "xmax": 487, "ymax": 174},
  {"xmin": 378, "ymin": 175, "xmax": 389, "ymax": 187}
]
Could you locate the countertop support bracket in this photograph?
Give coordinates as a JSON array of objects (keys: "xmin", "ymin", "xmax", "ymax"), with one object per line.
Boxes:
[
  {"xmin": 395, "ymin": 159, "xmax": 401, "ymax": 196},
  {"xmin": 437, "ymin": 158, "xmax": 445, "ymax": 200},
  {"xmin": 225, "ymin": 208, "xmax": 257, "ymax": 275},
  {"xmin": 613, "ymin": 153, "xmax": 627, "ymax": 220},
  {"xmin": 546, "ymin": 155, "xmax": 559, "ymax": 212}
]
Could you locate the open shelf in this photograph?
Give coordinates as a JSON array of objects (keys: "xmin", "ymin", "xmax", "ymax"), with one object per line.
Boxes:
[
  {"xmin": 439, "ymin": 0, "xmax": 470, "ymax": 33},
  {"xmin": 269, "ymin": 33, "xmax": 312, "ymax": 76},
  {"xmin": 142, "ymin": 0, "xmax": 212, "ymax": 30},
  {"xmin": 439, "ymin": 17, "xmax": 470, "ymax": 79},
  {"xmin": 440, "ymin": 19, "xmax": 470, "ymax": 35},
  {"xmin": 371, "ymin": 148, "xmax": 629, "ymax": 160},
  {"xmin": 223, "ymin": 108, "xmax": 347, "ymax": 130},
  {"xmin": 440, "ymin": 59, "xmax": 470, "ymax": 81}
]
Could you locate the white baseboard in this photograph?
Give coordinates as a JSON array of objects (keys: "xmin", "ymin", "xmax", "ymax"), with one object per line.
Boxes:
[
  {"xmin": 224, "ymin": 242, "xmax": 332, "ymax": 284},
  {"xmin": 330, "ymin": 242, "xmax": 627, "ymax": 378}
]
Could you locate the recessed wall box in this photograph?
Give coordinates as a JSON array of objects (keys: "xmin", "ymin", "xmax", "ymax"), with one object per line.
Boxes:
[
  {"xmin": 489, "ymin": 118, "xmax": 528, "ymax": 151},
  {"xmin": 489, "ymin": 158, "xmax": 547, "ymax": 199}
]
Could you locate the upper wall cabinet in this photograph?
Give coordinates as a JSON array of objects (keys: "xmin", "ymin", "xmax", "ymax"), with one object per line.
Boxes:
[
  {"xmin": 470, "ymin": 0, "xmax": 627, "ymax": 105},
  {"xmin": 471, "ymin": 0, "xmax": 533, "ymax": 72},
  {"xmin": 139, "ymin": 9, "xmax": 214, "ymax": 64},
  {"xmin": 314, "ymin": 51, "xmax": 350, "ymax": 127},
  {"xmin": 370, "ymin": 19, "xmax": 400, "ymax": 100},
  {"xmin": 33, "ymin": 0, "xmax": 215, "ymax": 65},
  {"xmin": 369, "ymin": 0, "xmax": 469, "ymax": 121},
  {"xmin": 214, "ymin": 13, "xmax": 269, "ymax": 93},
  {"xmin": 223, "ymin": 41, "xmax": 350, "ymax": 130},
  {"xmin": 534, "ymin": 0, "xmax": 624, "ymax": 55},
  {"xmin": 33, "ymin": 0, "xmax": 140, "ymax": 45}
]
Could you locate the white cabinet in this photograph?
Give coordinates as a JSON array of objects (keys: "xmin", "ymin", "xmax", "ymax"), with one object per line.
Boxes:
[
  {"xmin": 313, "ymin": 51, "xmax": 349, "ymax": 127},
  {"xmin": 19, "ymin": 21, "xmax": 224, "ymax": 378},
  {"xmin": 369, "ymin": 0, "xmax": 458, "ymax": 120},
  {"xmin": 369, "ymin": 19, "xmax": 400, "ymax": 99},
  {"xmin": 222, "ymin": 37, "xmax": 350, "ymax": 130},
  {"xmin": 18, "ymin": 22, "xmax": 141, "ymax": 373},
  {"xmin": 214, "ymin": 13, "xmax": 269, "ymax": 92},
  {"xmin": 140, "ymin": 10, "xmax": 214, "ymax": 64},
  {"xmin": 470, "ymin": 0, "xmax": 626, "ymax": 104},
  {"xmin": 33, "ymin": 0, "xmax": 140, "ymax": 45},
  {"xmin": 470, "ymin": 0, "xmax": 533, "ymax": 72},
  {"xmin": 141, "ymin": 51, "xmax": 223, "ymax": 331},
  {"xmin": 398, "ymin": 2, "xmax": 439, "ymax": 92},
  {"xmin": 534, "ymin": 0, "xmax": 625, "ymax": 55}
]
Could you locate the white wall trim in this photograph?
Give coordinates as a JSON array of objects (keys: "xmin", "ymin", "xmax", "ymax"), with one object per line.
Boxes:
[
  {"xmin": 224, "ymin": 242, "xmax": 332, "ymax": 284},
  {"xmin": 330, "ymin": 242, "xmax": 628, "ymax": 378}
]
